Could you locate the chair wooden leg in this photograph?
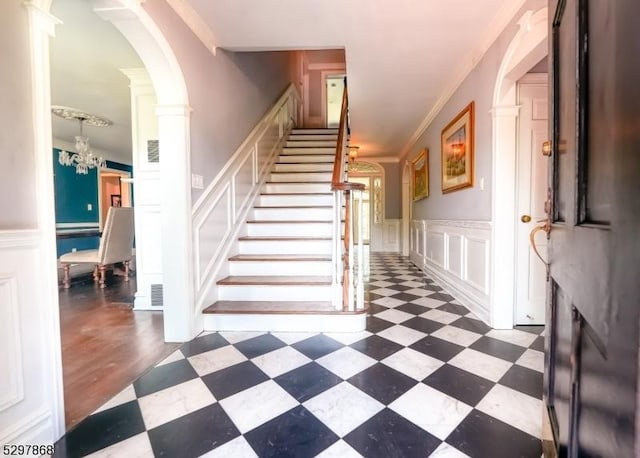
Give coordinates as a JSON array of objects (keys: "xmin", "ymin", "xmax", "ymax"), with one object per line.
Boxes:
[
  {"xmin": 62, "ymin": 264, "xmax": 71, "ymax": 289},
  {"xmin": 124, "ymin": 260, "xmax": 130, "ymax": 282},
  {"xmin": 93, "ymin": 266, "xmax": 99, "ymax": 281},
  {"xmin": 99, "ymin": 265, "xmax": 106, "ymax": 288}
]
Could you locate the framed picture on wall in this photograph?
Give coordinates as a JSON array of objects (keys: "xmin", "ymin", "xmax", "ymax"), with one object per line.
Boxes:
[
  {"xmin": 110, "ymin": 194, "xmax": 122, "ymax": 207},
  {"xmin": 411, "ymin": 148, "xmax": 429, "ymax": 201},
  {"xmin": 441, "ymin": 101, "xmax": 474, "ymax": 193}
]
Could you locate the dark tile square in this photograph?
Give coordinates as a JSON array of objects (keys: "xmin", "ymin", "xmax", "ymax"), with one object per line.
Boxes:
[
  {"xmin": 446, "ymin": 410, "xmax": 542, "ymax": 458},
  {"xmin": 450, "ymin": 317, "xmax": 492, "ymax": 335},
  {"xmin": 395, "ymin": 303, "xmax": 431, "ymax": 315},
  {"xmin": 344, "ymin": 408, "xmax": 441, "ymax": 457},
  {"xmin": 368, "ymin": 302, "xmax": 388, "ymax": 315},
  {"xmin": 386, "ymin": 284, "xmax": 413, "ymax": 291},
  {"xmin": 133, "ymin": 359, "xmax": 198, "ymax": 397},
  {"xmin": 437, "ymin": 303, "xmax": 469, "ymax": 316},
  {"xmin": 54, "ymin": 401, "xmax": 145, "ymax": 457},
  {"xmin": 515, "ymin": 325, "xmax": 545, "ymax": 335},
  {"xmin": 234, "ymin": 334, "xmax": 286, "ymax": 358},
  {"xmin": 244, "ymin": 405, "xmax": 338, "ymax": 458},
  {"xmin": 402, "ymin": 316, "xmax": 446, "ymax": 334},
  {"xmin": 180, "ymin": 333, "xmax": 229, "ymax": 358},
  {"xmin": 498, "ymin": 365, "xmax": 543, "ymax": 400},
  {"xmin": 428, "ymin": 292, "xmax": 456, "ymax": 302},
  {"xmin": 201, "ymin": 361, "xmax": 269, "ymax": 400},
  {"xmin": 292, "ymin": 334, "xmax": 344, "ymax": 360},
  {"xmin": 274, "ymin": 362, "xmax": 342, "ymax": 402},
  {"xmin": 409, "ymin": 336, "xmax": 465, "ymax": 362},
  {"xmin": 148, "ymin": 403, "xmax": 240, "ymax": 458},
  {"xmin": 530, "ymin": 335, "xmax": 545, "ymax": 352},
  {"xmin": 423, "ymin": 364, "xmax": 494, "ymax": 406},
  {"xmin": 348, "ymin": 363, "xmax": 417, "ymax": 405},
  {"xmin": 366, "ymin": 315, "xmax": 395, "ymax": 333},
  {"xmin": 350, "ymin": 335, "xmax": 403, "ymax": 361},
  {"xmin": 390, "ymin": 292, "xmax": 421, "ymax": 302},
  {"xmin": 470, "ymin": 336, "xmax": 527, "ymax": 363},
  {"xmin": 366, "ymin": 292, "xmax": 385, "ymax": 302}
]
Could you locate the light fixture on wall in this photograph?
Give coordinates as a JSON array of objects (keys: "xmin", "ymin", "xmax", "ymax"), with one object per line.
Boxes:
[
  {"xmin": 348, "ymin": 145, "xmax": 359, "ymax": 162},
  {"xmin": 52, "ymin": 106, "xmax": 112, "ymax": 174}
]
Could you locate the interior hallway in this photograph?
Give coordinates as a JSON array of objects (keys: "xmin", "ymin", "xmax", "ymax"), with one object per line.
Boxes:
[
  {"xmin": 54, "ymin": 254, "xmax": 544, "ymax": 457},
  {"xmin": 59, "ymin": 275, "xmax": 179, "ymax": 428}
]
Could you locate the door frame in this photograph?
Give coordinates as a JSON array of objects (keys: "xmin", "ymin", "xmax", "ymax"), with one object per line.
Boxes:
[
  {"xmin": 490, "ymin": 7, "xmax": 548, "ymax": 329},
  {"xmin": 322, "ymin": 72, "xmax": 346, "ymax": 128},
  {"xmin": 401, "ymin": 160, "xmax": 411, "ymax": 256},
  {"xmin": 349, "ymin": 161, "xmax": 385, "ymax": 250},
  {"xmin": 98, "ymin": 168, "xmax": 132, "ymax": 230}
]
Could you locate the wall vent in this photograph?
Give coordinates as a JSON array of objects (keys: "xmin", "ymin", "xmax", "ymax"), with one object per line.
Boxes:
[
  {"xmin": 147, "ymin": 140, "xmax": 159, "ymax": 163},
  {"xmin": 151, "ymin": 283, "xmax": 163, "ymax": 306}
]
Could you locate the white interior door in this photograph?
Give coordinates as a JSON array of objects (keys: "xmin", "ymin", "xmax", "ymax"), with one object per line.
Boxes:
[
  {"xmin": 326, "ymin": 76, "xmax": 345, "ymax": 128},
  {"xmin": 515, "ymin": 77, "xmax": 548, "ymax": 324}
]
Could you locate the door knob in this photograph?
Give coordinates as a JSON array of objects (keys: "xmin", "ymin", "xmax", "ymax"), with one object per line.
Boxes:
[
  {"xmin": 521, "ymin": 215, "xmax": 532, "ymax": 223},
  {"xmin": 542, "ymin": 141, "xmax": 552, "ymax": 157}
]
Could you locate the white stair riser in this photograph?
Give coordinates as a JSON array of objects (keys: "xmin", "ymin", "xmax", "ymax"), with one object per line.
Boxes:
[
  {"xmin": 291, "ymin": 129, "xmax": 338, "ymax": 135},
  {"xmin": 264, "ymin": 182, "xmax": 330, "ymax": 193},
  {"xmin": 273, "ymin": 163, "xmax": 334, "ymax": 172},
  {"xmin": 229, "ymin": 260, "xmax": 332, "ymax": 276},
  {"xmin": 270, "ymin": 172, "xmax": 332, "ymax": 182},
  {"xmin": 288, "ymin": 134, "xmax": 339, "ymax": 141},
  {"xmin": 259, "ymin": 194, "xmax": 333, "ymax": 207},
  {"xmin": 281, "ymin": 147, "xmax": 336, "ymax": 155},
  {"xmin": 218, "ymin": 285, "xmax": 332, "ymax": 301},
  {"xmin": 285, "ymin": 140, "xmax": 337, "ymax": 148},
  {"xmin": 239, "ymin": 239, "xmax": 331, "ymax": 254},
  {"xmin": 203, "ymin": 313, "xmax": 366, "ymax": 333},
  {"xmin": 278, "ymin": 154, "xmax": 336, "ymax": 163},
  {"xmin": 248, "ymin": 222, "xmax": 333, "ymax": 237},
  {"xmin": 252, "ymin": 207, "xmax": 334, "ymax": 220}
]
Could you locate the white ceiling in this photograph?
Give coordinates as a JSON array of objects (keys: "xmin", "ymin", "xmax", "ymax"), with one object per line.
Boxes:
[
  {"xmin": 49, "ymin": 0, "xmax": 522, "ymax": 163},
  {"xmin": 50, "ymin": 0, "xmax": 142, "ymax": 164}
]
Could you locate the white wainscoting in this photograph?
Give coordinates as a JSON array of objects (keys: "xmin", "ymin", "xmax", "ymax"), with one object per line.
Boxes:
[
  {"xmin": 0, "ymin": 231, "xmax": 60, "ymax": 446},
  {"xmin": 192, "ymin": 85, "xmax": 300, "ymax": 311},
  {"xmin": 410, "ymin": 220, "xmax": 492, "ymax": 323}
]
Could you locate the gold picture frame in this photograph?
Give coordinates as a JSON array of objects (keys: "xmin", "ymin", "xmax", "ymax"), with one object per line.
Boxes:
[
  {"xmin": 411, "ymin": 148, "xmax": 429, "ymax": 201},
  {"xmin": 441, "ymin": 102, "xmax": 474, "ymax": 193}
]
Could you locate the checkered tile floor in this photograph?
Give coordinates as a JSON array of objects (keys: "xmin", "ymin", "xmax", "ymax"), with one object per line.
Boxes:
[{"xmin": 54, "ymin": 253, "xmax": 544, "ymax": 457}]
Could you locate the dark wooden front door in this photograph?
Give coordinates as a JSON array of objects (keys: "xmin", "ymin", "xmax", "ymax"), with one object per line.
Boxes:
[{"xmin": 545, "ymin": 0, "xmax": 640, "ymax": 456}]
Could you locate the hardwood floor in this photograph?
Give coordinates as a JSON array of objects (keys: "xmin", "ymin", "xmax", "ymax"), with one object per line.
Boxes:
[{"xmin": 58, "ymin": 274, "xmax": 179, "ymax": 429}]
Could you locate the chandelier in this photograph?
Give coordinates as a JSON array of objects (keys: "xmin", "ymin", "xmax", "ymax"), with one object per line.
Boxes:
[{"xmin": 52, "ymin": 106, "xmax": 112, "ymax": 175}]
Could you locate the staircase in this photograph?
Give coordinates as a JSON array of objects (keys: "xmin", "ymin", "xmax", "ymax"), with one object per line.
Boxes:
[{"xmin": 203, "ymin": 128, "xmax": 366, "ymax": 332}]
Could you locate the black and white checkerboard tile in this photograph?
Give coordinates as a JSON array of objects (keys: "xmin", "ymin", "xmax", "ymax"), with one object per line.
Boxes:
[{"xmin": 55, "ymin": 253, "xmax": 544, "ymax": 457}]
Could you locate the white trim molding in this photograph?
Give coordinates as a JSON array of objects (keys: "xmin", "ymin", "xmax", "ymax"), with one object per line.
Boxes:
[
  {"xmin": 165, "ymin": 0, "xmax": 217, "ymax": 55},
  {"xmin": 410, "ymin": 219, "xmax": 492, "ymax": 324}
]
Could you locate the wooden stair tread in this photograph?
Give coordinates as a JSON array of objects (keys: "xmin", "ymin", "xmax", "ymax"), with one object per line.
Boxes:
[
  {"xmin": 203, "ymin": 301, "xmax": 366, "ymax": 315},
  {"xmin": 229, "ymin": 254, "xmax": 331, "ymax": 261},
  {"xmin": 239, "ymin": 236, "xmax": 331, "ymax": 241},
  {"xmin": 275, "ymin": 162, "xmax": 335, "ymax": 164},
  {"xmin": 217, "ymin": 275, "xmax": 331, "ymax": 285},
  {"xmin": 260, "ymin": 192, "xmax": 332, "ymax": 196},
  {"xmin": 271, "ymin": 171, "xmax": 331, "ymax": 174},
  {"xmin": 253, "ymin": 205, "xmax": 332, "ymax": 209},
  {"xmin": 265, "ymin": 181, "xmax": 331, "ymax": 184},
  {"xmin": 246, "ymin": 220, "xmax": 332, "ymax": 224}
]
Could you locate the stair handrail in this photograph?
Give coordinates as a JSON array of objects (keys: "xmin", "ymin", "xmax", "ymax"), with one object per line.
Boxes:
[{"xmin": 331, "ymin": 86, "xmax": 365, "ymax": 312}]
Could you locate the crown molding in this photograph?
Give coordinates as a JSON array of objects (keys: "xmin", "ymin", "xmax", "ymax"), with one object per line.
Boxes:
[
  {"xmin": 399, "ymin": 0, "xmax": 527, "ymax": 158},
  {"xmin": 165, "ymin": 0, "xmax": 217, "ymax": 55}
]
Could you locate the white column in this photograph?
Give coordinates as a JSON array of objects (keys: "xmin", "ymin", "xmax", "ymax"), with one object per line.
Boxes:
[{"xmin": 122, "ymin": 69, "xmax": 163, "ymax": 311}]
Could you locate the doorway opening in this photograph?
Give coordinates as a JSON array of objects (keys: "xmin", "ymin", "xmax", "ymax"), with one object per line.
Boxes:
[
  {"xmin": 349, "ymin": 161, "xmax": 384, "ymax": 250},
  {"xmin": 326, "ymin": 75, "xmax": 346, "ymax": 128}
]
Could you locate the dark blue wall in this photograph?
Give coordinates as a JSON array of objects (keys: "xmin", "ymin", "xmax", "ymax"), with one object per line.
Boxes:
[{"xmin": 53, "ymin": 149, "xmax": 132, "ymax": 256}]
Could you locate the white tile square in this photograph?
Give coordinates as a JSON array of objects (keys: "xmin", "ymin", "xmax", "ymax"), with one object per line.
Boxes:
[
  {"xmin": 409, "ymin": 297, "xmax": 446, "ymax": 308},
  {"xmin": 200, "ymin": 436, "xmax": 258, "ymax": 457},
  {"xmin": 219, "ymin": 380, "xmax": 298, "ymax": 433},
  {"xmin": 315, "ymin": 439, "xmax": 362, "ymax": 458},
  {"xmin": 448, "ymin": 348, "xmax": 513, "ymax": 382},
  {"xmin": 251, "ymin": 346, "xmax": 311, "ymax": 378},
  {"xmin": 371, "ymin": 296, "xmax": 406, "ymax": 308},
  {"xmin": 316, "ymin": 347, "xmax": 377, "ymax": 379},
  {"xmin": 399, "ymin": 280, "xmax": 424, "ymax": 288},
  {"xmin": 421, "ymin": 309, "xmax": 461, "ymax": 324},
  {"xmin": 370, "ymin": 280, "xmax": 394, "ymax": 288},
  {"xmin": 429, "ymin": 442, "xmax": 470, "ymax": 457},
  {"xmin": 187, "ymin": 345, "xmax": 247, "ymax": 376},
  {"xmin": 486, "ymin": 329, "xmax": 537, "ymax": 348},
  {"xmin": 218, "ymin": 331, "xmax": 265, "ymax": 344},
  {"xmin": 374, "ymin": 308, "xmax": 414, "ymax": 324},
  {"xmin": 324, "ymin": 330, "xmax": 372, "ymax": 345},
  {"xmin": 381, "ymin": 348, "xmax": 444, "ymax": 381},
  {"xmin": 476, "ymin": 384, "xmax": 543, "ymax": 438},
  {"xmin": 431, "ymin": 326, "xmax": 482, "ymax": 347},
  {"xmin": 304, "ymin": 382, "xmax": 384, "ymax": 437},
  {"xmin": 369, "ymin": 275, "xmax": 391, "ymax": 281},
  {"xmin": 404, "ymin": 288, "xmax": 432, "ymax": 297},
  {"xmin": 377, "ymin": 325, "xmax": 426, "ymax": 346},
  {"xmin": 86, "ymin": 433, "xmax": 152, "ymax": 458},
  {"xmin": 270, "ymin": 331, "xmax": 319, "ymax": 345},
  {"xmin": 94, "ymin": 384, "xmax": 137, "ymax": 414},
  {"xmin": 369, "ymin": 287, "xmax": 400, "ymax": 297},
  {"xmin": 138, "ymin": 378, "xmax": 216, "ymax": 430},
  {"xmin": 516, "ymin": 349, "xmax": 544, "ymax": 373},
  {"xmin": 156, "ymin": 349, "xmax": 185, "ymax": 367},
  {"xmin": 389, "ymin": 384, "xmax": 472, "ymax": 440}
]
